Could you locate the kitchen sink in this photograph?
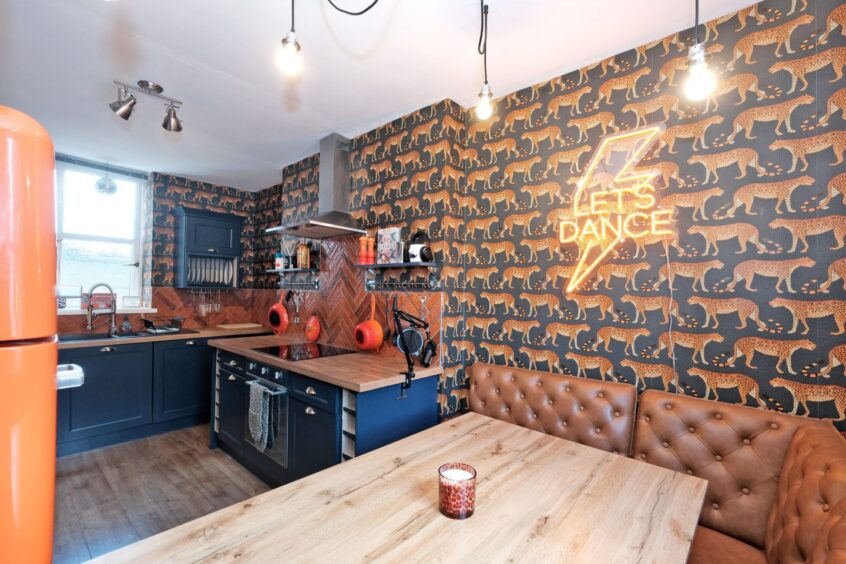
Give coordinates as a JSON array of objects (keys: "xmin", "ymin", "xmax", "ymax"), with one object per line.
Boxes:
[
  {"xmin": 58, "ymin": 332, "xmax": 147, "ymax": 342},
  {"xmin": 58, "ymin": 329, "xmax": 199, "ymax": 342}
]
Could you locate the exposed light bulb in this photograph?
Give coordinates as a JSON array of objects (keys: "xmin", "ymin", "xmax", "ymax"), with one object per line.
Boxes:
[
  {"xmin": 277, "ymin": 30, "xmax": 302, "ymax": 77},
  {"xmin": 684, "ymin": 43, "xmax": 716, "ymax": 101},
  {"xmin": 475, "ymin": 83, "xmax": 494, "ymax": 120}
]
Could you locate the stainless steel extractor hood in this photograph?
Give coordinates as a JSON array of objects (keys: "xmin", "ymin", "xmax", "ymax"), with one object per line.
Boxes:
[{"xmin": 267, "ymin": 133, "xmax": 366, "ymax": 239}]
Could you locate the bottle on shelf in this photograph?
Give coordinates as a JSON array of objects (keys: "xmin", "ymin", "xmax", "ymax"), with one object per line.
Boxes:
[{"xmin": 297, "ymin": 240, "xmax": 310, "ymax": 269}]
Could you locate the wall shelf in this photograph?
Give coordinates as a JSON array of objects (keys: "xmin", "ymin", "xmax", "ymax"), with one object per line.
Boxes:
[
  {"xmin": 354, "ymin": 262, "xmax": 438, "ymax": 270},
  {"xmin": 267, "ymin": 268, "xmax": 320, "ymax": 275}
]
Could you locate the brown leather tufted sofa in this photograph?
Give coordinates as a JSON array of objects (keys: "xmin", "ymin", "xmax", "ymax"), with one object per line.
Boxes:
[
  {"xmin": 468, "ymin": 364, "xmax": 846, "ymax": 563},
  {"xmin": 633, "ymin": 390, "xmax": 846, "ymax": 564},
  {"xmin": 468, "ymin": 362, "xmax": 637, "ymax": 455}
]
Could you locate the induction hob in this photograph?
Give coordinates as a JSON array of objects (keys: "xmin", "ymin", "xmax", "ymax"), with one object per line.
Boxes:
[{"xmin": 252, "ymin": 343, "xmax": 356, "ymax": 362}]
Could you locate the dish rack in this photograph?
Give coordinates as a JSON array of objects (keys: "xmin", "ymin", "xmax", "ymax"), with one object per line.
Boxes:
[{"xmin": 185, "ymin": 255, "xmax": 237, "ymax": 287}]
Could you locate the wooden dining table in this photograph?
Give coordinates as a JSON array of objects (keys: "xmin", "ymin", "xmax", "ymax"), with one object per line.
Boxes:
[{"xmin": 94, "ymin": 412, "xmax": 707, "ymax": 563}]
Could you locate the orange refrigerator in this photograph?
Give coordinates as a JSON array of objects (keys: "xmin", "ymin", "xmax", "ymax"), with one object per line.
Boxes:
[{"xmin": 0, "ymin": 105, "xmax": 84, "ymax": 562}]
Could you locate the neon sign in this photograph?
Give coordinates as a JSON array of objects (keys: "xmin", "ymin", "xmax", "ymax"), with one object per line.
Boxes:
[{"xmin": 560, "ymin": 125, "xmax": 673, "ymax": 294}]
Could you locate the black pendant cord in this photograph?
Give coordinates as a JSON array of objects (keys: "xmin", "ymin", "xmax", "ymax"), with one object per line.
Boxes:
[
  {"xmin": 291, "ymin": 0, "xmax": 295, "ymax": 32},
  {"xmin": 326, "ymin": 0, "xmax": 380, "ymax": 16},
  {"xmin": 694, "ymin": 0, "xmax": 700, "ymax": 45},
  {"xmin": 477, "ymin": 1, "xmax": 489, "ymax": 83}
]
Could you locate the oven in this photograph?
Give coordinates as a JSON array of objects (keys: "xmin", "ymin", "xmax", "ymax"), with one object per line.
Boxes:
[{"xmin": 244, "ymin": 376, "xmax": 288, "ymax": 471}]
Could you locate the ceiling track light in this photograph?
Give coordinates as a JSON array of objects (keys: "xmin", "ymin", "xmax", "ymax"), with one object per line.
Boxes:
[
  {"xmin": 474, "ymin": 1, "xmax": 494, "ymax": 120},
  {"xmin": 684, "ymin": 0, "xmax": 717, "ymax": 101},
  {"xmin": 109, "ymin": 80, "xmax": 184, "ymax": 132}
]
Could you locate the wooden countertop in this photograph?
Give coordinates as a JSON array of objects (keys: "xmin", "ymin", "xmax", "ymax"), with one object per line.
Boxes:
[
  {"xmin": 207, "ymin": 334, "xmax": 442, "ymax": 392},
  {"xmin": 96, "ymin": 412, "xmax": 707, "ymax": 563},
  {"xmin": 57, "ymin": 326, "xmax": 271, "ymax": 350}
]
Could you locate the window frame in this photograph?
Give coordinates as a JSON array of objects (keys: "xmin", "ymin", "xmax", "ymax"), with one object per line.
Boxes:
[{"xmin": 55, "ymin": 159, "xmax": 145, "ymax": 309}]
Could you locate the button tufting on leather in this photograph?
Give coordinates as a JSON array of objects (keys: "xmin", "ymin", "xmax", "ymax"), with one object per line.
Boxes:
[
  {"xmin": 579, "ymin": 405, "xmax": 585, "ymax": 411},
  {"xmin": 644, "ymin": 416, "xmax": 651, "ymax": 422},
  {"xmin": 742, "ymin": 488, "xmax": 750, "ymax": 495},
  {"xmin": 505, "ymin": 407, "xmax": 510, "ymax": 413},
  {"xmin": 689, "ymin": 427, "xmax": 696, "ymax": 433},
  {"xmin": 715, "ymin": 413, "xmax": 723, "ymax": 420},
  {"xmin": 743, "ymin": 439, "xmax": 751, "ymax": 445},
  {"xmin": 520, "ymin": 393, "xmax": 525, "ymax": 399},
  {"xmin": 597, "ymin": 392, "xmax": 604, "ymax": 398},
  {"xmin": 770, "ymin": 422, "xmax": 779, "ymax": 430},
  {"xmin": 496, "ymin": 388, "xmax": 501, "ymax": 395},
  {"xmin": 565, "ymin": 386, "xmax": 570, "ymax": 392},
  {"xmin": 715, "ymin": 455, "xmax": 723, "ymax": 461},
  {"xmin": 823, "ymin": 503, "xmax": 830, "ymax": 512},
  {"xmin": 712, "ymin": 503, "xmax": 720, "ymax": 510},
  {"xmin": 613, "ymin": 411, "xmax": 620, "ymax": 417},
  {"xmin": 665, "ymin": 403, "xmax": 673, "ymax": 410},
  {"xmin": 595, "ymin": 428, "xmax": 601, "ymax": 434},
  {"xmin": 686, "ymin": 469, "xmax": 693, "ymax": 475},
  {"xmin": 662, "ymin": 441, "xmax": 670, "ymax": 447},
  {"xmin": 640, "ymin": 453, "xmax": 646, "ymax": 459}
]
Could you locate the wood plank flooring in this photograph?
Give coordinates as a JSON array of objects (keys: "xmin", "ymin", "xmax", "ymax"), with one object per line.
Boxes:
[{"xmin": 53, "ymin": 425, "xmax": 270, "ymax": 563}]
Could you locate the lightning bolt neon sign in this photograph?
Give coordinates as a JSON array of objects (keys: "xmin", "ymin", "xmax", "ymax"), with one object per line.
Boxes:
[{"xmin": 560, "ymin": 125, "xmax": 673, "ymax": 294}]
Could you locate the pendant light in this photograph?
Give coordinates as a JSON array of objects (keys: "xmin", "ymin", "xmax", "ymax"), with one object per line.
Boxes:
[
  {"xmin": 277, "ymin": 0, "xmax": 303, "ymax": 77},
  {"xmin": 95, "ymin": 171, "xmax": 117, "ymax": 195},
  {"xmin": 684, "ymin": 0, "xmax": 716, "ymax": 101},
  {"xmin": 475, "ymin": 1, "xmax": 494, "ymax": 120}
]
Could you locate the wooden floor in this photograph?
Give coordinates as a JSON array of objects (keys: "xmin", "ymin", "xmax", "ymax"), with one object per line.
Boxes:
[{"xmin": 53, "ymin": 425, "xmax": 270, "ymax": 563}]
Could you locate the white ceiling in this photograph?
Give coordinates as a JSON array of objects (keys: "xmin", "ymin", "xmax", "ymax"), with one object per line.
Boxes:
[{"xmin": 0, "ymin": 0, "xmax": 754, "ymax": 191}]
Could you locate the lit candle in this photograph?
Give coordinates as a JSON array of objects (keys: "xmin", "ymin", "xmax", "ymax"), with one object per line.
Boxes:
[{"xmin": 438, "ymin": 463, "xmax": 476, "ymax": 519}]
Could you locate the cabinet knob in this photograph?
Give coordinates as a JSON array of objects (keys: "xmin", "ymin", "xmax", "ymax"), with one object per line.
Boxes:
[
  {"xmin": 249, "ymin": 362, "xmax": 257, "ymax": 370},
  {"xmin": 261, "ymin": 367, "xmax": 269, "ymax": 375},
  {"xmin": 207, "ymin": 248, "xmax": 218, "ymax": 253},
  {"xmin": 274, "ymin": 371, "xmax": 283, "ymax": 380},
  {"xmin": 227, "ymin": 360, "xmax": 238, "ymax": 367},
  {"xmin": 99, "ymin": 346, "xmax": 116, "ymax": 353},
  {"xmin": 185, "ymin": 341, "xmax": 196, "ymax": 346},
  {"xmin": 228, "ymin": 375, "xmax": 236, "ymax": 381},
  {"xmin": 305, "ymin": 406, "xmax": 316, "ymax": 415},
  {"xmin": 305, "ymin": 386, "xmax": 317, "ymax": 396}
]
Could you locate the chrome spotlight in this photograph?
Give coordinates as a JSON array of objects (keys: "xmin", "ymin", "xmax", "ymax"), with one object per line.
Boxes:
[
  {"xmin": 162, "ymin": 105, "xmax": 182, "ymax": 132},
  {"xmin": 109, "ymin": 88, "xmax": 137, "ymax": 120}
]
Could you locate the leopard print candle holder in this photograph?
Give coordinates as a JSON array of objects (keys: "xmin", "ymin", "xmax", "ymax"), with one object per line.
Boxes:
[{"xmin": 438, "ymin": 463, "xmax": 476, "ymax": 519}]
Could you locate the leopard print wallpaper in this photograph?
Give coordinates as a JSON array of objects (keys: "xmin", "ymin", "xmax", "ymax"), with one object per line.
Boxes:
[
  {"xmin": 151, "ymin": 172, "xmax": 256, "ymax": 287},
  {"xmin": 133, "ymin": 0, "xmax": 846, "ymax": 428},
  {"xmin": 446, "ymin": 0, "xmax": 846, "ymax": 428}
]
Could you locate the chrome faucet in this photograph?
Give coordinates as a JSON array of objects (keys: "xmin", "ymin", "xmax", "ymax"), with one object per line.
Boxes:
[{"xmin": 85, "ymin": 282, "xmax": 117, "ymax": 335}]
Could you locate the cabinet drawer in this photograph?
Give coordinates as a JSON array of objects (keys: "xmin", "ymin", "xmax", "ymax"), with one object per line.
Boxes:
[
  {"xmin": 292, "ymin": 374, "xmax": 339, "ymax": 413},
  {"xmin": 219, "ymin": 351, "xmax": 245, "ymax": 373}
]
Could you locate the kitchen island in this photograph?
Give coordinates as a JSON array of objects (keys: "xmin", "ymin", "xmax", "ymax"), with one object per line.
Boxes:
[{"xmin": 208, "ymin": 334, "xmax": 443, "ymax": 486}]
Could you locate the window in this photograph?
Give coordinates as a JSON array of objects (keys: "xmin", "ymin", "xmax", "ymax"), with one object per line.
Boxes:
[{"xmin": 55, "ymin": 159, "xmax": 146, "ymax": 308}]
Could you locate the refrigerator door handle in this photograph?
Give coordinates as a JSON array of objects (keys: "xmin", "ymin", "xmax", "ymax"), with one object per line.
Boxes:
[{"xmin": 56, "ymin": 364, "xmax": 85, "ymax": 390}]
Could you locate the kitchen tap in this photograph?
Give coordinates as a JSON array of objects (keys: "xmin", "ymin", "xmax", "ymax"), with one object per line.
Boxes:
[{"xmin": 85, "ymin": 282, "xmax": 117, "ymax": 334}]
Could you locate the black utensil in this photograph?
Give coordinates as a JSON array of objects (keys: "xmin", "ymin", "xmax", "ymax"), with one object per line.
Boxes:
[{"xmin": 383, "ymin": 294, "xmax": 393, "ymax": 346}]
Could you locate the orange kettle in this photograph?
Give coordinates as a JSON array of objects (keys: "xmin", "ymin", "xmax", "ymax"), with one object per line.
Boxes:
[{"xmin": 354, "ymin": 294, "xmax": 383, "ymax": 351}]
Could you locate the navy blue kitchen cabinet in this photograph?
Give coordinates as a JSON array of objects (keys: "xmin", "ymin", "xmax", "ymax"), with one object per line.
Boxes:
[
  {"xmin": 288, "ymin": 397, "xmax": 341, "ymax": 482},
  {"xmin": 217, "ymin": 368, "xmax": 248, "ymax": 454},
  {"xmin": 153, "ymin": 338, "xmax": 212, "ymax": 422},
  {"xmin": 210, "ymin": 352, "xmax": 439, "ymax": 486},
  {"xmin": 174, "ymin": 207, "xmax": 243, "ymax": 256},
  {"xmin": 57, "ymin": 343, "xmax": 153, "ymax": 454}
]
